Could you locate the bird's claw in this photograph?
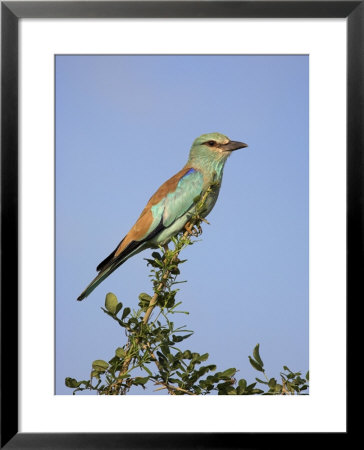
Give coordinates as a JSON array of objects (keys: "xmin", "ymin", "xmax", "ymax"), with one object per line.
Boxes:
[
  {"xmin": 184, "ymin": 222, "xmax": 193, "ymax": 234},
  {"xmin": 185, "ymin": 222, "xmax": 201, "ymax": 236}
]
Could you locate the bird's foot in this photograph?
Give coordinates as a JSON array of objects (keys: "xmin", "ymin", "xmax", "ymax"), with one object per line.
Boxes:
[
  {"xmin": 184, "ymin": 222, "xmax": 193, "ymax": 234},
  {"xmin": 185, "ymin": 222, "xmax": 201, "ymax": 237}
]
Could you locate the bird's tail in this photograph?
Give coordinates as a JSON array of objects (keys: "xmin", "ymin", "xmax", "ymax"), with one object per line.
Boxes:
[
  {"xmin": 77, "ymin": 260, "xmax": 123, "ymax": 301},
  {"xmin": 77, "ymin": 240, "xmax": 149, "ymax": 301}
]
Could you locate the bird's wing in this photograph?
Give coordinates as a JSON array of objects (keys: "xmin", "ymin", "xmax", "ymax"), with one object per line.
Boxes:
[
  {"xmin": 96, "ymin": 167, "xmax": 203, "ymax": 272},
  {"xmin": 162, "ymin": 168, "xmax": 204, "ymax": 227}
]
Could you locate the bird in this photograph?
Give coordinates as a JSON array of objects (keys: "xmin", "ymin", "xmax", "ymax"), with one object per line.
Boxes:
[{"xmin": 77, "ymin": 132, "xmax": 247, "ymax": 301}]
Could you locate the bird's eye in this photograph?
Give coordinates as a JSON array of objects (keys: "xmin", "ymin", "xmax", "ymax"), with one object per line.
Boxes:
[{"xmin": 207, "ymin": 141, "xmax": 215, "ymax": 146}]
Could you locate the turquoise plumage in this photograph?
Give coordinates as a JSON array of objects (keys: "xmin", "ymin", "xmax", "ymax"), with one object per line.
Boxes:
[
  {"xmin": 77, "ymin": 132, "xmax": 247, "ymax": 301},
  {"xmin": 161, "ymin": 169, "xmax": 203, "ymax": 227}
]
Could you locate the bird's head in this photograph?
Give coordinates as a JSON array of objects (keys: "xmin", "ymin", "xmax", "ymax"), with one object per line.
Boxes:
[{"xmin": 188, "ymin": 133, "xmax": 248, "ymax": 163}]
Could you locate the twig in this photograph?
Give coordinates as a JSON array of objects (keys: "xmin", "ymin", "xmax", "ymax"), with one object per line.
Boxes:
[
  {"xmin": 142, "ymin": 185, "xmax": 214, "ymax": 325},
  {"xmin": 281, "ymin": 377, "xmax": 290, "ymax": 395},
  {"xmin": 113, "ymin": 185, "xmax": 214, "ymax": 393},
  {"xmin": 154, "ymin": 381, "xmax": 196, "ymax": 395},
  {"xmin": 142, "ymin": 228, "xmax": 191, "ymax": 324}
]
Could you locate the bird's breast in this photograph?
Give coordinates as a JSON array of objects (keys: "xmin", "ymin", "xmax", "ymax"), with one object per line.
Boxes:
[{"xmin": 200, "ymin": 183, "xmax": 222, "ymax": 218}]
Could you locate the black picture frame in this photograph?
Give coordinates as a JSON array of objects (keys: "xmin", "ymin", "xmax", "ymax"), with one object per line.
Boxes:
[{"xmin": 1, "ymin": 1, "xmax": 356, "ymax": 447}]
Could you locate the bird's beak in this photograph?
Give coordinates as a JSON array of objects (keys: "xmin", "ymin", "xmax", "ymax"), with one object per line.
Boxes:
[{"xmin": 222, "ymin": 141, "xmax": 248, "ymax": 152}]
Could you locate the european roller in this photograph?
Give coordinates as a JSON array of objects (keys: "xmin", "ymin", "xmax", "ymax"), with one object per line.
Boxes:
[{"xmin": 77, "ymin": 132, "xmax": 247, "ymax": 301}]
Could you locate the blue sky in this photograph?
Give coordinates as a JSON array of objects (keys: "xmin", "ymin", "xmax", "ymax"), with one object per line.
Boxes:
[{"xmin": 56, "ymin": 55, "xmax": 308, "ymax": 394}]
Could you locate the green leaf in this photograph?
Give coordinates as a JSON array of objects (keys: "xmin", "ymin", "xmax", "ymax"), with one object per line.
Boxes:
[
  {"xmin": 141, "ymin": 364, "xmax": 153, "ymax": 376},
  {"xmin": 199, "ymin": 353, "xmax": 209, "ymax": 362},
  {"xmin": 182, "ymin": 350, "xmax": 192, "ymax": 359},
  {"xmin": 246, "ymin": 382, "xmax": 257, "ymax": 391},
  {"xmin": 268, "ymin": 378, "xmax": 277, "ymax": 388},
  {"xmin": 90, "ymin": 370, "xmax": 100, "ymax": 380},
  {"xmin": 227, "ymin": 388, "xmax": 237, "ymax": 395},
  {"xmin": 144, "ymin": 258, "xmax": 161, "ymax": 268},
  {"xmin": 217, "ymin": 384, "xmax": 236, "ymax": 395},
  {"xmin": 221, "ymin": 368, "xmax": 237, "ymax": 378},
  {"xmin": 65, "ymin": 377, "xmax": 82, "ymax": 388},
  {"xmin": 117, "ymin": 373, "xmax": 131, "ymax": 379},
  {"xmin": 139, "ymin": 293, "xmax": 151, "ymax": 302},
  {"xmin": 306, "ymin": 371, "xmax": 309, "ymax": 381},
  {"xmin": 108, "ymin": 355, "xmax": 120, "ymax": 365},
  {"xmin": 133, "ymin": 377, "xmax": 149, "ymax": 385},
  {"xmin": 253, "ymin": 343, "xmax": 264, "ymax": 367},
  {"xmin": 249, "ymin": 356, "xmax": 264, "ymax": 372},
  {"xmin": 172, "ymin": 333, "xmax": 193, "ymax": 343},
  {"xmin": 295, "ymin": 376, "xmax": 306, "ymax": 385},
  {"xmin": 160, "ymin": 344, "xmax": 170, "ymax": 356},
  {"xmin": 115, "ymin": 347, "xmax": 126, "ymax": 358},
  {"xmin": 105, "ymin": 292, "xmax": 118, "ymax": 314},
  {"xmin": 283, "ymin": 365, "xmax": 292, "ymax": 373},
  {"xmin": 152, "ymin": 252, "xmax": 162, "ymax": 260},
  {"xmin": 92, "ymin": 360, "xmax": 109, "ymax": 372},
  {"xmin": 250, "ymin": 388, "xmax": 264, "ymax": 394},
  {"xmin": 255, "ymin": 377, "xmax": 268, "ymax": 385},
  {"xmin": 121, "ymin": 307, "xmax": 131, "ymax": 320},
  {"xmin": 115, "ymin": 302, "xmax": 123, "ymax": 315}
]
